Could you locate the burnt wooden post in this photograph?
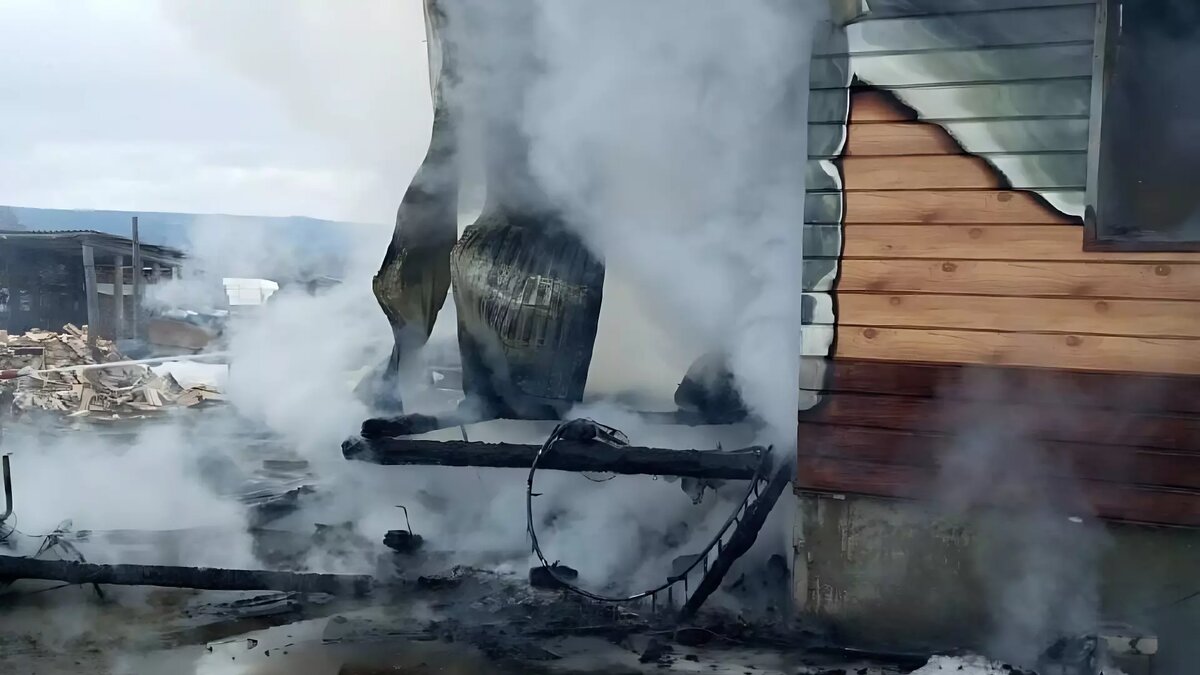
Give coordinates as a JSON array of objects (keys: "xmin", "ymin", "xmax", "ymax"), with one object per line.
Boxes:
[
  {"xmin": 81, "ymin": 244, "xmax": 99, "ymax": 355},
  {"xmin": 0, "ymin": 555, "xmax": 373, "ymax": 596},
  {"xmin": 150, "ymin": 260, "xmax": 163, "ymax": 283},
  {"xmin": 343, "ymin": 437, "xmax": 765, "ymax": 480},
  {"xmin": 112, "ymin": 254, "xmax": 124, "ymax": 339},
  {"xmin": 130, "ymin": 216, "xmax": 141, "ymax": 339}
]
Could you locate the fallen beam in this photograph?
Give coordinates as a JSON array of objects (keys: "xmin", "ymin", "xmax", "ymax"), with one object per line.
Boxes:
[
  {"xmin": 342, "ymin": 438, "xmax": 764, "ymax": 480},
  {"xmin": 0, "ymin": 555, "xmax": 373, "ymax": 596}
]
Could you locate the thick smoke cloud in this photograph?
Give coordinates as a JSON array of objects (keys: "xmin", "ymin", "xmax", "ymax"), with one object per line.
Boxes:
[
  {"xmin": 0, "ymin": 10, "xmax": 825, "ymax": 666},
  {"xmin": 932, "ymin": 371, "xmax": 1109, "ymax": 667},
  {"xmin": 445, "ymin": 0, "xmax": 818, "ymax": 447}
]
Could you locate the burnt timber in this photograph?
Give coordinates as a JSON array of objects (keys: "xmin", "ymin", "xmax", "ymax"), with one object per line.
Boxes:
[
  {"xmin": 0, "ymin": 555, "xmax": 373, "ymax": 596},
  {"xmin": 798, "ymin": 358, "xmax": 1200, "ymax": 528},
  {"xmin": 343, "ymin": 437, "xmax": 764, "ymax": 481}
]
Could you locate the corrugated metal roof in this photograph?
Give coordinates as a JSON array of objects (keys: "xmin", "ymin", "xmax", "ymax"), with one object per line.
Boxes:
[{"xmin": 0, "ymin": 229, "xmax": 185, "ymax": 259}]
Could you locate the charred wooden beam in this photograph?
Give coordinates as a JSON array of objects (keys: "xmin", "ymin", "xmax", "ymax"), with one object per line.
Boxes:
[
  {"xmin": 0, "ymin": 555, "xmax": 373, "ymax": 596},
  {"xmin": 342, "ymin": 438, "xmax": 764, "ymax": 480},
  {"xmin": 360, "ymin": 410, "xmax": 716, "ymax": 440}
]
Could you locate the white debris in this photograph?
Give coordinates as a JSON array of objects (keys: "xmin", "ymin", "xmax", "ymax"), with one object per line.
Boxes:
[
  {"xmin": 222, "ymin": 277, "xmax": 279, "ymax": 306},
  {"xmin": 910, "ymin": 655, "xmax": 1020, "ymax": 674},
  {"xmin": 151, "ymin": 360, "xmax": 228, "ymax": 391}
]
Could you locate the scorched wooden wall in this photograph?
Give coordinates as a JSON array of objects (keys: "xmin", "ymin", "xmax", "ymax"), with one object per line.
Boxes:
[{"xmin": 796, "ymin": 0, "xmax": 1200, "ymax": 528}]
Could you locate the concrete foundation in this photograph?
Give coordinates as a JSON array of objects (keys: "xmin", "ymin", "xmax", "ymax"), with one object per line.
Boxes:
[{"xmin": 793, "ymin": 493, "xmax": 1200, "ymax": 672}]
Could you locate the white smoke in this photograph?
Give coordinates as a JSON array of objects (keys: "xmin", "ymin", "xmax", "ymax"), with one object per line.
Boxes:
[
  {"xmin": 932, "ymin": 371, "xmax": 1110, "ymax": 667},
  {"xmin": 445, "ymin": 0, "xmax": 817, "ymax": 448},
  {"xmin": 1, "ymin": 5, "xmax": 826, "ymax": 666},
  {"xmin": 527, "ymin": 1, "xmax": 813, "ymax": 446}
]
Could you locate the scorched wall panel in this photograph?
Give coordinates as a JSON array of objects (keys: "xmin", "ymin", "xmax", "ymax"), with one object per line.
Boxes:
[{"xmin": 796, "ymin": 0, "xmax": 1200, "ymax": 527}]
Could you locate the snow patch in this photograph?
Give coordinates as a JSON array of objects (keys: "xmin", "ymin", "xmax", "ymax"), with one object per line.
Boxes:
[{"xmin": 910, "ymin": 655, "xmax": 1024, "ymax": 674}]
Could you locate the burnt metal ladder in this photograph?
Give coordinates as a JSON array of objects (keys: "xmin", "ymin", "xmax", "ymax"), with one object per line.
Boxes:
[{"xmin": 666, "ymin": 457, "xmax": 792, "ymax": 620}]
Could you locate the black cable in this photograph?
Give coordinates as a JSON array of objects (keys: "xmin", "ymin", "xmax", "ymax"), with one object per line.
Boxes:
[
  {"xmin": 525, "ymin": 419, "xmax": 769, "ymax": 604},
  {"xmin": 1138, "ymin": 588, "xmax": 1200, "ymax": 615}
]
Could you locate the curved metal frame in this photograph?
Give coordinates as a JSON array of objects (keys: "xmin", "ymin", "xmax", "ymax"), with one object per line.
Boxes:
[{"xmin": 524, "ymin": 419, "xmax": 771, "ymax": 605}]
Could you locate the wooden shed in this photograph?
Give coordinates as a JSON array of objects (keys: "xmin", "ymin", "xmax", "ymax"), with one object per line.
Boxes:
[
  {"xmin": 794, "ymin": 0, "xmax": 1200, "ymax": 528},
  {"xmin": 0, "ymin": 230, "xmax": 184, "ymax": 339}
]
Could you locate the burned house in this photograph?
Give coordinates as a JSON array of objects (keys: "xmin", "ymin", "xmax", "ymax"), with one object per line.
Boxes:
[
  {"xmin": 790, "ymin": 0, "xmax": 1200, "ymax": 668},
  {"xmin": 357, "ymin": 0, "xmax": 1199, "ymax": 669},
  {"xmin": 0, "ymin": 230, "xmax": 184, "ymax": 338}
]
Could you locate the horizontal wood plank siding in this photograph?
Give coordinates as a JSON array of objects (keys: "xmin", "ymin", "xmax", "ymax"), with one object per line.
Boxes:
[
  {"xmin": 806, "ymin": 359, "xmax": 1200, "ymax": 416},
  {"xmin": 833, "ymin": 87, "xmax": 1200, "ymax": 375},
  {"xmin": 841, "ymin": 224, "xmax": 1200, "ymax": 262},
  {"xmin": 796, "ymin": 360, "xmax": 1200, "ymax": 527},
  {"xmin": 798, "ymin": 1, "xmax": 1200, "ymax": 528},
  {"xmin": 841, "ymin": 192, "xmax": 1079, "ymax": 225},
  {"xmin": 811, "ymin": 43, "xmax": 1094, "ymax": 90},
  {"xmin": 817, "ymin": 5, "xmax": 1096, "ymax": 55},
  {"xmin": 840, "ymin": 155, "xmax": 1086, "ymax": 191},
  {"xmin": 837, "ymin": 259, "xmax": 1200, "ymax": 301},
  {"xmin": 836, "ymin": 327, "xmax": 1200, "ymax": 376},
  {"xmin": 798, "ymin": 424, "xmax": 1200, "ymax": 491},
  {"xmin": 796, "ymin": 456, "xmax": 1200, "ymax": 528},
  {"xmin": 822, "ymin": 119, "xmax": 1091, "ymax": 157},
  {"xmin": 805, "ymin": 391, "xmax": 1200, "ymax": 452},
  {"xmin": 838, "ymin": 294, "xmax": 1200, "ymax": 339}
]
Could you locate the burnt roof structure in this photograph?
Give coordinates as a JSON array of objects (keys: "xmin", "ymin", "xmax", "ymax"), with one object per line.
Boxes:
[{"xmin": 0, "ymin": 229, "xmax": 185, "ymax": 266}]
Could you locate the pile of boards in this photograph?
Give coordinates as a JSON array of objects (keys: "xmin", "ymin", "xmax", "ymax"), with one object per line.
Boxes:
[{"xmin": 1, "ymin": 324, "xmax": 223, "ymax": 419}]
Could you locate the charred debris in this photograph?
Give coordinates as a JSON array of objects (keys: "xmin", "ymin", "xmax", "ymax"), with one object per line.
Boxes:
[
  {"xmin": 0, "ymin": 409, "xmax": 1131, "ymax": 673},
  {"xmin": 0, "ymin": 400, "xmax": 814, "ymax": 663},
  {"xmin": 0, "ymin": 415, "xmax": 788, "ymax": 614}
]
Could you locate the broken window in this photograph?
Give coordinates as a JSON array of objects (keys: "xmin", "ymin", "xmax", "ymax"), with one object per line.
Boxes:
[{"xmin": 1087, "ymin": 0, "xmax": 1200, "ymax": 250}]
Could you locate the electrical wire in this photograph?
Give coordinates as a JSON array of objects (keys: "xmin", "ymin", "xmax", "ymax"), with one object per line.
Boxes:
[
  {"xmin": 1138, "ymin": 588, "xmax": 1200, "ymax": 615},
  {"xmin": 525, "ymin": 418, "xmax": 769, "ymax": 604}
]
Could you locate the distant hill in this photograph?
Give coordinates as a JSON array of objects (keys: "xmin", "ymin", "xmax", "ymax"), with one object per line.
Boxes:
[{"xmin": 3, "ymin": 206, "xmax": 386, "ymax": 276}]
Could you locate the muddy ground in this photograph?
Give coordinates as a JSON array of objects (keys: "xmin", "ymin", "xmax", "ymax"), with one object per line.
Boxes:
[{"xmin": 0, "ymin": 566, "xmax": 911, "ymax": 675}]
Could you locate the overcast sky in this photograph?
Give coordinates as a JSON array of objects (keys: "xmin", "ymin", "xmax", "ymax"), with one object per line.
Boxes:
[{"xmin": 0, "ymin": 0, "xmax": 433, "ymax": 223}]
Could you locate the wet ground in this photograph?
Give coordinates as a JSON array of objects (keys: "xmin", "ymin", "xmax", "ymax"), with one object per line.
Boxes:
[
  {"xmin": 0, "ymin": 586, "xmax": 902, "ymax": 667},
  {"xmin": 0, "ymin": 407, "xmax": 1031, "ymax": 674},
  {"xmin": 0, "ymin": 564, "xmax": 913, "ymax": 675}
]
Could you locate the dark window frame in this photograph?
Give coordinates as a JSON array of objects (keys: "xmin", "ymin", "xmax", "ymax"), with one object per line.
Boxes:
[{"xmin": 1084, "ymin": 0, "xmax": 1200, "ymax": 252}]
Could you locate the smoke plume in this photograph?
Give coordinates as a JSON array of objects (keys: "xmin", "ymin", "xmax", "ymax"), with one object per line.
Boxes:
[
  {"xmin": 1, "ymin": 7, "xmax": 828, "ymax": 666},
  {"xmin": 932, "ymin": 371, "xmax": 1111, "ymax": 667},
  {"xmin": 444, "ymin": 0, "xmax": 818, "ymax": 447}
]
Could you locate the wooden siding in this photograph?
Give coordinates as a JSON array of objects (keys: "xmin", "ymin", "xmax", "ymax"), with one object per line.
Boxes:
[
  {"xmin": 802, "ymin": 0, "xmax": 1102, "ymax": 272},
  {"xmin": 797, "ymin": 360, "xmax": 1200, "ymax": 527},
  {"xmin": 832, "ymin": 88, "xmax": 1200, "ymax": 376},
  {"xmin": 796, "ymin": 2, "xmax": 1200, "ymax": 527}
]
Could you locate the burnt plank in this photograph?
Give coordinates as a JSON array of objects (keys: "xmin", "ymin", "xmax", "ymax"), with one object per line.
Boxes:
[
  {"xmin": 0, "ymin": 556, "xmax": 373, "ymax": 596},
  {"xmin": 799, "ymin": 392, "xmax": 1200, "ymax": 453},
  {"xmin": 795, "ymin": 457, "xmax": 1200, "ymax": 528},
  {"xmin": 342, "ymin": 438, "xmax": 764, "ymax": 480},
  {"xmin": 812, "ymin": 360, "xmax": 1200, "ymax": 416},
  {"xmin": 798, "ymin": 423, "xmax": 1200, "ymax": 491}
]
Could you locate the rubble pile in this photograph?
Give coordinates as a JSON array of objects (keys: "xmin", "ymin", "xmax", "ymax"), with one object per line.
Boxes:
[{"xmin": 1, "ymin": 324, "xmax": 223, "ymax": 418}]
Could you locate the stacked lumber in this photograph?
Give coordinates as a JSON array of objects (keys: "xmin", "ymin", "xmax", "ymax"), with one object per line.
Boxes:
[{"xmin": 0, "ymin": 324, "xmax": 224, "ymax": 418}]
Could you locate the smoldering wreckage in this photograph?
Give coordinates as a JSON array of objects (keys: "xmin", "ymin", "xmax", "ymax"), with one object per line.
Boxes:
[
  {"xmin": 0, "ymin": 0, "xmax": 1181, "ymax": 673},
  {"xmin": 0, "ymin": 336, "xmax": 1055, "ymax": 675}
]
